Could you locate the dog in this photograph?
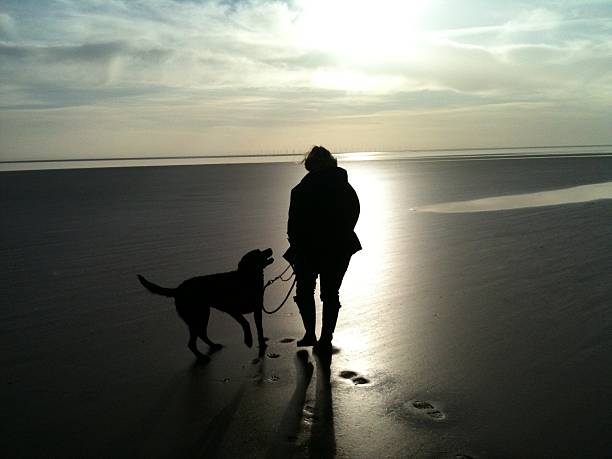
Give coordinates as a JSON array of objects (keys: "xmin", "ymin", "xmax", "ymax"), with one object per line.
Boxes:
[{"xmin": 138, "ymin": 248, "xmax": 274, "ymax": 360}]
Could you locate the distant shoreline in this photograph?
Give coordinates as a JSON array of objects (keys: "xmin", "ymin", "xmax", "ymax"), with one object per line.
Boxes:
[{"xmin": 2, "ymin": 144, "xmax": 612, "ymax": 172}]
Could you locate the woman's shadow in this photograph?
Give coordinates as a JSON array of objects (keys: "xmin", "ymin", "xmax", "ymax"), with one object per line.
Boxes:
[{"xmin": 266, "ymin": 350, "xmax": 336, "ymax": 459}]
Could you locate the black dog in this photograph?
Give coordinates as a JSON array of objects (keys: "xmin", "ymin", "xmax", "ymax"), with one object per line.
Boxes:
[{"xmin": 138, "ymin": 248, "xmax": 274, "ymax": 360}]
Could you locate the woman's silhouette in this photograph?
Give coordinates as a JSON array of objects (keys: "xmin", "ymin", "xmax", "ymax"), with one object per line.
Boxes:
[{"xmin": 284, "ymin": 146, "xmax": 361, "ymax": 354}]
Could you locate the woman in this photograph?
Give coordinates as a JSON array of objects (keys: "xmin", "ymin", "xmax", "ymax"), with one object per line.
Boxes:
[{"xmin": 284, "ymin": 146, "xmax": 361, "ymax": 353}]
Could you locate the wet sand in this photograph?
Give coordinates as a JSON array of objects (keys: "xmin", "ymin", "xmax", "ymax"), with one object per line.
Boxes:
[{"xmin": 2, "ymin": 157, "xmax": 612, "ymax": 458}]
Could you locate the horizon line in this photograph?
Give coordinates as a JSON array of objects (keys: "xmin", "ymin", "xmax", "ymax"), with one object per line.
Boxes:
[{"xmin": 2, "ymin": 143, "xmax": 612, "ymax": 165}]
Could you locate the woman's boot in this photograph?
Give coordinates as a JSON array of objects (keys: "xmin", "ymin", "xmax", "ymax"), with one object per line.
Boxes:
[
  {"xmin": 314, "ymin": 304, "xmax": 339, "ymax": 354},
  {"xmin": 295, "ymin": 296, "xmax": 317, "ymax": 346}
]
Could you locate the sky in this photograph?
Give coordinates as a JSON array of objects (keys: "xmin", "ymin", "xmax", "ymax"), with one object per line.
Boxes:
[{"xmin": 1, "ymin": 0, "xmax": 611, "ymax": 160}]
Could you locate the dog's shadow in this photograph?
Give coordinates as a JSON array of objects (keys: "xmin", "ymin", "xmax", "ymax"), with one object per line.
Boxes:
[{"xmin": 134, "ymin": 359, "xmax": 245, "ymax": 458}]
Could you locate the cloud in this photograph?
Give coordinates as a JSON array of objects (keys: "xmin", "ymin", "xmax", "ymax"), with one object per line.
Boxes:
[
  {"xmin": 0, "ymin": 13, "xmax": 17, "ymax": 40},
  {"xmin": 2, "ymin": 2, "xmax": 607, "ymax": 94},
  {"xmin": 0, "ymin": 39, "xmax": 178, "ymax": 107},
  {"xmin": 0, "ymin": 0, "xmax": 611, "ymax": 159},
  {"xmin": 0, "ymin": 41, "xmax": 128, "ymax": 62}
]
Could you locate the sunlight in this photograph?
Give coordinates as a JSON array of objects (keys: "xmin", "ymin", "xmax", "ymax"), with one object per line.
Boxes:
[
  {"xmin": 334, "ymin": 326, "xmax": 372, "ymax": 353},
  {"xmin": 333, "ymin": 163, "xmax": 401, "ymax": 365},
  {"xmin": 294, "ymin": 0, "xmax": 430, "ymax": 64},
  {"xmin": 340, "ymin": 164, "xmax": 394, "ymax": 307}
]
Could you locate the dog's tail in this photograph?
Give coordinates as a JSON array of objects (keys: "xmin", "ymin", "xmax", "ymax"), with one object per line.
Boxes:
[{"xmin": 137, "ymin": 275, "xmax": 176, "ymax": 297}]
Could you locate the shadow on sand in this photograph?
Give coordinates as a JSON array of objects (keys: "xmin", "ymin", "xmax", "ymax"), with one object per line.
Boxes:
[
  {"xmin": 266, "ymin": 350, "xmax": 337, "ymax": 459},
  {"xmin": 132, "ymin": 349, "xmax": 337, "ymax": 458},
  {"xmin": 133, "ymin": 358, "xmax": 245, "ymax": 458}
]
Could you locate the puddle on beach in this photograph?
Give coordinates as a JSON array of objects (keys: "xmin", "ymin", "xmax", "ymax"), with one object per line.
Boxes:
[{"xmin": 418, "ymin": 181, "xmax": 612, "ymax": 213}]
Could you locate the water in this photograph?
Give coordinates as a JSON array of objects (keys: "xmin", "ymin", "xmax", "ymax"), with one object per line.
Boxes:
[
  {"xmin": 419, "ymin": 181, "xmax": 612, "ymax": 213},
  {"xmin": 1, "ymin": 144, "xmax": 611, "ymax": 172}
]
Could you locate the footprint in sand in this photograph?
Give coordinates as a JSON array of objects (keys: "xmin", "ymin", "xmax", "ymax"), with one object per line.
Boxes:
[
  {"xmin": 339, "ymin": 370, "xmax": 370, "ymax": 385},
  {"xmin": 339, "ymin": 370, "xmax": 357, "ymax": 379},
  {"xmin": 411, "ymin": 400, "xmax": 446, "ymax": 421},
  {"xmin": 279, "ymin": 338, "xmax": 295, "ymax": 343},
  {"xmin": 412, "ymin": 401, "xmax": 434, "ymax": 410},
  {"xmin": 265, "ymin": 375, "xmax": 280, "ymax": 383}
]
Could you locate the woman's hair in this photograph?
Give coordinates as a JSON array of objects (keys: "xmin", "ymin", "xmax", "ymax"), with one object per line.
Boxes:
[{"xmin": 303, "ymin": 145, "xmax": 337, "ymax": 172}]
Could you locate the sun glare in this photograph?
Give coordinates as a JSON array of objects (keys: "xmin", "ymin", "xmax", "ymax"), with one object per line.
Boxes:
[{"xmin": 295, "ymin": 0, "xmax": 430, "ymax": 63}]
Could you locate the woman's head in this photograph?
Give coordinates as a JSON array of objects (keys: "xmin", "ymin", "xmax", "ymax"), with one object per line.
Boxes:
[{"xmin": 303, "ymin": 145, "xmax": 337, "ymax": 172}]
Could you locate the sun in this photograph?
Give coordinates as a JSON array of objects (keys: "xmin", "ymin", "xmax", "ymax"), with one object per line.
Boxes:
[{"xmin": 294, "ymin": 0, "xmax": 430, "ymax": 64}]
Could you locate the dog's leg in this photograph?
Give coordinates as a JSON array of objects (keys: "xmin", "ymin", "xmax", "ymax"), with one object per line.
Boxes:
[
  {"xmin": 188, "ymin": 324, "xmax": 209, "ymax": 361},
  {"xmin": 254, "ymin": 307, "xmax": 267, "ymax": 349},
  {"xmin": 229, "ymin": 312, "xmax": 253, "ymax": 348},
  {"xmin": 199, "ymin": 306, "xmax": 222, "ymax": 351}
]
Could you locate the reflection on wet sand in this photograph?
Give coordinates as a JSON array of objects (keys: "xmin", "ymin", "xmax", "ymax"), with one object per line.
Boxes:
[{"xmin": 419, "ymin": 181, "xmax": 612, "ymax": 213}]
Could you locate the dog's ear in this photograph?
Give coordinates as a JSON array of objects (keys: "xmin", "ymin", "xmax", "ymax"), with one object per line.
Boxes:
[
  {"xmin": 238, "ymin": 256, "xmax": 250, "ymax": 271},
  {"xmin": 238, "ymin": 249, "xmax": 259, "ymax": 271}
]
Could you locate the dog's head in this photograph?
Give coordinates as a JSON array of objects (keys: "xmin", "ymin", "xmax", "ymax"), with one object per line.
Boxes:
[{"xmin": 238, "ymin": 248, "xmax": 274, "ymax": 273}]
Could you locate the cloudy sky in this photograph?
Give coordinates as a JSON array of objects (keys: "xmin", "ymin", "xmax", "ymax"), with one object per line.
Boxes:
[{"xmin": 1, "ymin": 0, "xmax": 611, "ymax": 160}]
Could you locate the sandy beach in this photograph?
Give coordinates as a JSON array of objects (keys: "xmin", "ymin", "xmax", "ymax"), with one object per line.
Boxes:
[{"xmin": 2, "ymin": 156, "xmax": 612, "ymax": 458}]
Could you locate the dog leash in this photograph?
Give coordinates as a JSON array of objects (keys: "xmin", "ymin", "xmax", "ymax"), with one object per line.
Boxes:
[{"xmin": 263, "ymin": 264, "xmax": 297, "ymax": 314}]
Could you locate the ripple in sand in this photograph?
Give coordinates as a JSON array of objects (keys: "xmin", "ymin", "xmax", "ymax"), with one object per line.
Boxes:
[
  {"xmin": 265, "ymin": 375, "xmax": 280, "ymax": 383},
  {"xmin": 266, "ymin": 353, "xmax": 280, "ymax": 359}
]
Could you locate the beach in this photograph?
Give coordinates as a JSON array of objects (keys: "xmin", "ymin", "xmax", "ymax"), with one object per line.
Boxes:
[{"xmin": 2, "ymin": 156, "xmax": 612, "ymax": 458}]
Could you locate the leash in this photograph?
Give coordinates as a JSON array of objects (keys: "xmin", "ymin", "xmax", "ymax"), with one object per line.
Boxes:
[{"xmin": 263, "ymin": 264, "xmax": 297, "ymax": 314}]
